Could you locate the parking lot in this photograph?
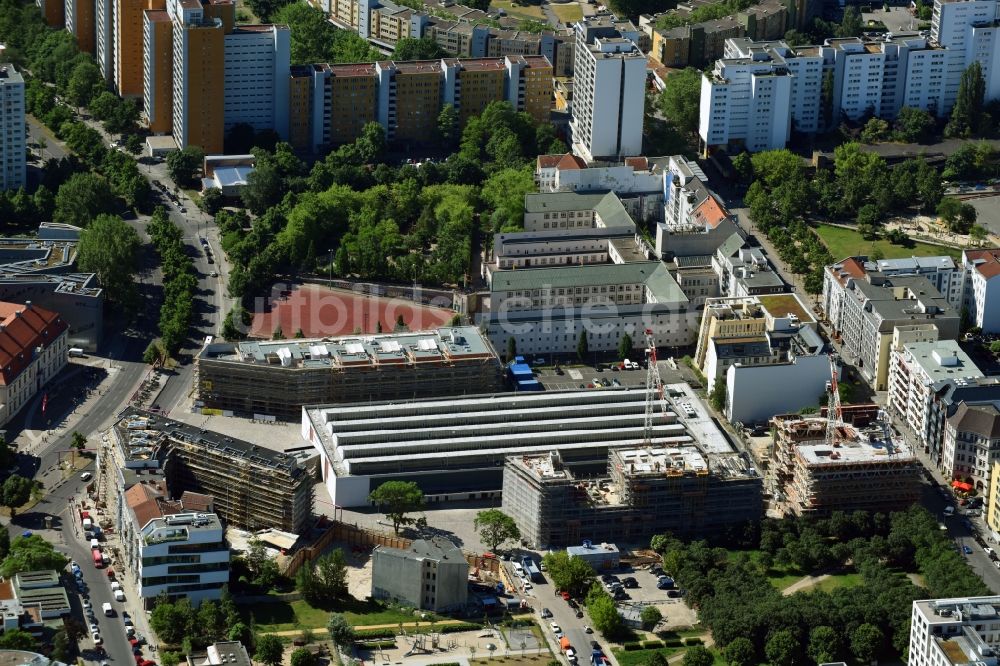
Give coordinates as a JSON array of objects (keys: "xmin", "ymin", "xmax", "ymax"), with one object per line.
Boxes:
[
  {"xmin": 595, "ymin": 566, "xmax": 699, "ymax": 630},
  {"xmin": 532, "ymin": 360, "xmax": 687, "ymax": 391}
]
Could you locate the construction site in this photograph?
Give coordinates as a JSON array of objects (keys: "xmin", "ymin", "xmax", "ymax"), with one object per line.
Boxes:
[
  {"xmin": 770, "ymin": 414, "xmax": 922, "ymax": 516},
  {"xmin": 107, "ymin": 409, "xmax": 315, "ymax": 533},
  {"xmin": 769, "ymin": 355, "xmax": 922, "ymax": 516},
  {"xmin": 501, "ymin": 330, "xmax": 762, "ymax": 547},
  {"xmin": 195, "ymin": 326, "xmax": 504, "ymax": 420}
]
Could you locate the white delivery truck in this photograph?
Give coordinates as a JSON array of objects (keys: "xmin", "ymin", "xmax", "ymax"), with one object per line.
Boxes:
[{"xmin": 102, "ymin": 602, "xmax": 113, "ymax": 617}]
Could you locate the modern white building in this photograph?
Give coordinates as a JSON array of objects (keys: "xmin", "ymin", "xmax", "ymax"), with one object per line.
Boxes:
[
  {"xmin": 932, "ymin": 0, "xmax": 1000, "ymax": 110},
  {"xmin": 120, "ymin": 483, "xmax": 229, "ymax": 607},
  {"xmin": 875, "ymin": 256, "xmax": 964, "ymax": 309},
  {"xmin": 535, "ymin": 153, "xmax": 666, "ymax": 194},
  {"xmin": 962, "ymin": 248, "xmax": 1000, "ymax": 333},
  {"xmin": 699, "ymin": 26, "xmax": 970, "ymax": 154},
  {"xmin": 725, "ymin": 350, "xmax": 830, "ymax": 425},
  {"xmin": 570, "ymin": 15, "xmax": 646, "ymax": 162},
  {"xmin": 0, "ymin": 63, "xmax": 25, "ymax": 191},
  {"xmin": 887, "ymin": 338, "xmax": 984, "ymax": 452},
  {"xmin": 909, "ymin": 597, "xmax": 1000, "ymax": 666},
  {"xmin": 223, "ymin": 24, "xmax": 290, "ymax": 137}
]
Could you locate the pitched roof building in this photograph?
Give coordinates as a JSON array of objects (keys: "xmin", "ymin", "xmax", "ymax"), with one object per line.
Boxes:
[{"xmin": 0, "ymin": 301, "xmax": 68, "ymax": 427}]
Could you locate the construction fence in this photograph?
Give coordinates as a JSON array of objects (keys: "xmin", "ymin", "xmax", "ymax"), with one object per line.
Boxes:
[{"xmin": 282, "ymin": 521, "xmax": 500, "ymax": 578}]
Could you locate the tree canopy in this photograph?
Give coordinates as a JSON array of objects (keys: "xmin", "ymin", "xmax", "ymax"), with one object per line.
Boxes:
[
  {"xmin": 77, "ymin": 214, "xmax": 141, "ymax": 309},
  {"xmin": 473, "ymin": 509, "xmax": 521, "ymax": 552},
  {"xmin": 273, "ymin": 3, "xmax": 381, "ymax": 63},
  {"xmin": 541, "ymin": 551, "xmax": 595, "ymax": 597},
  {"xmin": 0, "ymin": 534, "xmax": 66, "ymax": 577},
  {"xmin": 659, "ymin": 68, "xmax": 702, "ymax": 136},
  {"xmin": 392, "ymin": 37, "xmax": 448, "ymax": 60},
  {"xmin": 368, "ymin": 481, "xmax": 425, "ymax": 535}
]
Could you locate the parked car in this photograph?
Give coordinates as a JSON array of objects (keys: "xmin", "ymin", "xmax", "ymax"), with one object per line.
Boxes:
[
  {"xmin": 540, "ymin": 608, "xmax": 552, "ymax": 618},
  {"xmin": 551, "ymin": 623, "xmax": 563, "ymax": 638},
  {"xmin": 963, "ymin": 545, "xmax": 973, "ymax": 554},
  {"xmin": 622, "ymin": 577, "xmax": 638, "ymax": 588}
]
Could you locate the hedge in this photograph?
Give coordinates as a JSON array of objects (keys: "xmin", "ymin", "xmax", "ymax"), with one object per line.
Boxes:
[
  {"xmin": 354, "ymin": 629, "xmax": 396, "ymax": 640},
  {"xmin": 664, "ymin": 640, "xmax": 684, "ymax": 647},
  {"xmin": 441, "ymin": 623, "xmax": 483, "ymax": 633},
  {"xmin": 642, "ymin": 641, "xmax": 665, "ymax": 649},
  {"xmin": 360, "ymin": 640, "xmax": 397, "ymax": 649},
  {"xmin": 683, "ymin": 638, "xmax": 704, "ymax": 646},
  {"xmin": 622, "ymin": 643, "xmax": 643, "ymax": 651}
]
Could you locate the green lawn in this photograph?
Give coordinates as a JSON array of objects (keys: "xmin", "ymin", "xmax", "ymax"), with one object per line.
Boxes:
[
  {"xmin": 815, "ymin": 223, "xmax": 961, "ymax": 261},
  {"xmin": 245, "ymin": 599, "xmax": 444, "ymax": 633},
  {"xmin": 489, "ymin": 0, "xmax": 546, "ymax": 19},
  {"xmin": 551, "ymin": 3, "xmax": 583, "ymax": 22},
  {"xmin": 613, "ymin": 647, "xmax": 682, "ymax": 666},
  {"xmin": 801, "ymin": 572, "xmax": 864, "ymax": 594}
]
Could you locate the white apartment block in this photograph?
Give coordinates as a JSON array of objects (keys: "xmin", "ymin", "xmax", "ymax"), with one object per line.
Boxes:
[
  {"xmin": 535, "ymin": 153, "xmax": 666, "ymax": 194},
  {"xmin": 963, "ymin": 249, "xmax": 1000, "ymax": 333},
  {"xmin": 96, "ymin": 0, "xmax": 113, "ymax": 81},
  {"xmin": 910, "ymin": 598, "xmax": 1000, "ymax": 666},
  {"xmin": 932, "ymin": 0, "xmax": 1000, "ymax": 109},
  {"xmin": 699, "ymin": 6, "xmax": 991, "ymax": 155},
  {"xmin": 875, "ymin": 256, "xmax": 964, "ymax": 309},
  {"xmin": 887, "ymin": 338, "xmax": 984, "ymax": 451},
  {"xmin": 223, "ymin": 25, "xmax": 290, "ymax": 138},
  {"xmin": 699, "ymin": 48, "xmax": 793, "ymax": 154},
  {"xmin": 0, "ymin": 64, "xmax": 25, "ymax": 191},
  {"xmin": 570, "ymin": 15, "xmax": 646, "ymax": 162}
]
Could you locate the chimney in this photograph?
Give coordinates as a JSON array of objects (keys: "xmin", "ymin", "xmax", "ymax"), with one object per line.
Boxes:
[{"xmin": 24, "ymin": 301, "xmax": 30, "ymax": 308}]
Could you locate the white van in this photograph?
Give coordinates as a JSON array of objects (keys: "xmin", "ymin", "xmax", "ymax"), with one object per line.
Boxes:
[
  {"xmin": 513, "ymin": 562, "xmax": 524, "ymax": 576},
  {"xmin": 102, "ymin": 602, "xmax": 113, "ymax": 617},
  {"xmin": 68, "ymin": 348, "xmax": 85, "ymax": 357},
  {"xmin": 90, "ymin": 539, "xmax": 100, "ymax": 549},
  {"xmin": 114, "ymin": 589, "xmax": 125, "ymax": 602}
]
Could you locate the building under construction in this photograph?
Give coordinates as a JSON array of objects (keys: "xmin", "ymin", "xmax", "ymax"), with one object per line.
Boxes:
[
  {"xmin": 196, "ymin": 326, "xmax": 503, "ymax": 420},
  {"xmin": 502, "ymin": 443, "xmax": 762, "ymax": 547},
  {"xmin": 770, "ymin": 413, "xmax": 922, "ymax": 516},
  {"xmin": 110, "ymin": 409, "xmax": 314, "ymax": 532}
]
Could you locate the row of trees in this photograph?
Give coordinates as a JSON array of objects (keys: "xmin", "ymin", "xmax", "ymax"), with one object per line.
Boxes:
[
  {"xmin": 149, "ymin": 588, "xmax": 253, "ymax": 651},
  {"xmin": 147, "ymin": 208, "xmax": 197, "ymax": 356},
  {"xmin": 650, "ymin": 506, "xmax": 988, "ymax": 665}
]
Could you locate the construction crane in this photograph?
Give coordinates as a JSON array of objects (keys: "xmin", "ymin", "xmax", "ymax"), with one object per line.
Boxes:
[
  {"xmin": 825, "ymin": 354, "xmax": 843, "ymax": 449},
  {"xmin": 644, "ymin": 328, "xmax": 674, "ymax": 445}
]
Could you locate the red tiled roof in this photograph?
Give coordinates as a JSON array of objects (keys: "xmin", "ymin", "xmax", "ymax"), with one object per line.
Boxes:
[
  {"xmin": 691, "ymin": 195, "xmax": 728, "ymax": 228},
  {"xmin": 828, "ymin": 256, "xmax": 867, "ymax": 287},
  {"xmin": 624, "ymin": 157, "xmax": 648, "ymax": 170},
  {"xmin": 180, "ymin": 491, "xmax": 214, "ymax": 512},
  {"xmin": 537, "ymin": 154, "xmax": 563, "ymax": 168},
  {"xmin": 965, "ymin": 249, "xmax": 1000, "ymax": 278},
  {"xmin": 555, "ymin": 153, "xmax": 587, "ymax": 171},
  {"xmin": 0, "ymin": 302, "xmax": 67, "ymax": 386}
]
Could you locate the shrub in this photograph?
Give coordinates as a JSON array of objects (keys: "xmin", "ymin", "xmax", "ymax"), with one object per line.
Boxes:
[
  {"xmin": 665, "ymin": 640, "xmax": 684, "ymax": 647},
  {"xmin": 353, "ymin": 629, "xmax": 395, "ymax": 640},
  {"xmin": 440, "ymin": 623, "xmax": 482, "ymax": 634},
  {"xmin": 643, "ymin": 641, "xmax": 666, "ymax": 648},
  {"xmin": 683, "ymin": 638, "xmax": 704, "ymax": 646},
  {"xmin": 622, "ymin": 643, "xmax": 643, "ymax": 651}
]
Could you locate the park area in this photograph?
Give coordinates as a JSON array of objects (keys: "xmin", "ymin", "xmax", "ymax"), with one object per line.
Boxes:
[{"xmin": 815, "ymin": 223, "xmax": 962, "ymax": 261}]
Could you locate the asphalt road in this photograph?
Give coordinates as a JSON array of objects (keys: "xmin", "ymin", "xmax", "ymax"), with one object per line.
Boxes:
[{"xmin": 27, "ymin": 115, "xmax": 69, "ymax": 162}]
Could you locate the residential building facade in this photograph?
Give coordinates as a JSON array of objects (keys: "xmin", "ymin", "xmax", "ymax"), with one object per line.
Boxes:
[
  {"xmin": 0, "ymin": 64, "xmax": 25, "ymax": 191},
  {"xmin": 570, "ymin": 15, "xmax": 646, "ymax": 162},
  {"xmin": 909, "ymin": 597, "xmax": 1000, "ymax": 666},
  {"xmin": 0, "ymin": 302, "xmax": 68, "ymax": 428},
  {"xmin": 372, "ymin": 537, "xmax": 468, "ymax": 612},
  {"xmin": 963, "ymin": 249, "xmax": 1000, "ymax": 333}
]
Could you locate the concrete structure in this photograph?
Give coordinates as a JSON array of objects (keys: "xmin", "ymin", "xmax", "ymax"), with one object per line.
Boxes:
[
  {"xmin": 988, "ymin": 460, "xmax": 1000, "ymax": 538},
  {"xmin": 694, "ymin": 293, "xmax": 816, "ymax": 384},
  {"xmin": 37, "ymin": 0, "xmax": 65, "ymax": 26},
  {"xmin": 931, "ymin": 0, "xmax": 1000, "ymax": 111},
  {"xmin": 0, "ymin": 229, "xmax": 104, "ymax": 351},
  {"xmin": 0, "ymin": 64, "xmax": 25, "ymax": 191},
  {"xmin": 290, "ymin": 55, "xmax": 551, "ymax": 152},
  {"xmin": 534, "ymin": 154, "xmax": 669, "ymax": 223},
  {"xmin": 151, "ymin": 0, "xmax": 290, "ymax": 152},
  {"xmin": 699, "ymin": 31, "xmax": 960, "ymax": 154},
  {"xmin": 522, "ymin": 191, "xmax": 636, "ymax": 233},
  {"xmin": 372, "ymin": 537, "xmax": 467, "ymax": 612},
  {"xmin": 661, "ymin": 156, "xmax": 733, "ymax": 235},
  {"xmin": 567, "ymin": 542, "xmax": 620, "ymax": 570},
  {"xmin": 0, "ymin": 302, "xmax": 68, "ymax": 428},
  {"xmin": 823, "ymin": 260, "xmax": 960, "ymax": 391},
  {"xmin": 0, "ymin": 653, "xmax": 69, "ymax": 666},
  {"xmin": 66, "ymin": 0, "xmax": 96, "ymax": 53},
  {"xmin": 201, "ymin": 154, "xmax": 255, "ymax": 196},
  {"xmin": 111, "ymin": 409, "xmax": 313, "ymax": 532},
  {"xmin": 962, "ymin": 249, "xmax": 1000, "ymax": 333},
  {"xmin": 875, "ymin": 256, "xmax": 964, "ymax": 309},
  {"xmin": 713, "ymin": 236, "xmax": 786, "ymax": 297},
  {"xmin": 481, "ymin": 261, "xmax": 695, "ymax": 357},
  {"xmin": 303, "ymin": 386, "xmax": 718, "ymax": 507},
  {"xmin": 115, "ymin": 0, "xmax": 156, "ymax": 98},
  {"xmin": 95, "ymin": 0, "xmax": 113, "ymax": 81},
  {"xmin": 501, "ymin": 401, "xmax": 762, "ymax": 547},
  {"xmin": 771, "ymin": 412, "xmax": 921, "ymax": 516},
  {"xmin": 187, "ymin": 642, "xmax": 253, "ymax": 666},
  {"xmin": 198, "ymin": 327, "xmax": 502, "ymax": 421},
  {"xmin": 887, "ymin": 338, "xmax": 984, "ymax": 456},
  {"xmin": 723, "ymin": 328, "xmax": 827, "ymax": 425},
  {"xmin": 120, "ymin": 482, "xmax": 228, "ymax": 607},
  {"xmin": 570, "ymin": 15, "xmax": 646, "ymax": 162},
  {"xmin": 909, "ymin": 597, "xmax": 1000, "ymax": 666},
  {"xmin": 10, "ymin": 571, "xmax": 70, "ymax": 620}
]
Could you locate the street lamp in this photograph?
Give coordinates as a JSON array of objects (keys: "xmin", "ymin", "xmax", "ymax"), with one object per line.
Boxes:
[{"xmin": 328, "ymin": 249, "xmax": 335, "ymax": 282}]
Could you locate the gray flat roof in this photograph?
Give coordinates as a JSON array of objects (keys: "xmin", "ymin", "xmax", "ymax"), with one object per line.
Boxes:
[
  {"xmin": 491, "ymin": 262, "xmax": 687, "ymax": 304},
  {"xmin": 903, "ymin": 340, "xmax": 984, "ymax": 383}
]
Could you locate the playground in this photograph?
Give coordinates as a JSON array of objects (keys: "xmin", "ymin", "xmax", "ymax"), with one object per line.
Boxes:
[{"xmin": 249, "ymin": 283, "xmax": 457, "ymax": 339}]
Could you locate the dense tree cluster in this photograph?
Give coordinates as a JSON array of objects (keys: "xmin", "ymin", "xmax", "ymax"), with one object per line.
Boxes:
[
  {"xmin": 218, "ymin": 102, "xmax": 556, "ymax": 304},
  {"xmin": 392, "ymin": 37, "xmax": 449, "ymax": 60},
  {"xmin": 148, "ymin": 208, "xmax": 197, "ymax": 355},
  {"xmin": 149, "ymin": 589, "xmax": 250, "ymax": 651},
  {"xmin": 541, "ymin": 551, "xmax": 595, "ymax": 597},
  {"xmin": 273, "ymin": 3, "xmax": 381, "ymax": 64},
  {"xmin": 654, "ymin": 0, "xmax": 755, "ymax": 30},
  {"xmin": 296, "ymin": 549, "xmax": 350, "ymax": 606},
  {"xmin": 0, "ymin": 534, "xmax": 64, "ymax": 578},
  {"xmin": 651, "ymin": 506, "xmax": 988, "ymax": 664},
  {"xmin": 741, "ymin": 146, "xmax": 947, "ymax": 292},
  {"xmin": 77, "ymin": 214, "xmax": 141, "ymax": 308}
]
